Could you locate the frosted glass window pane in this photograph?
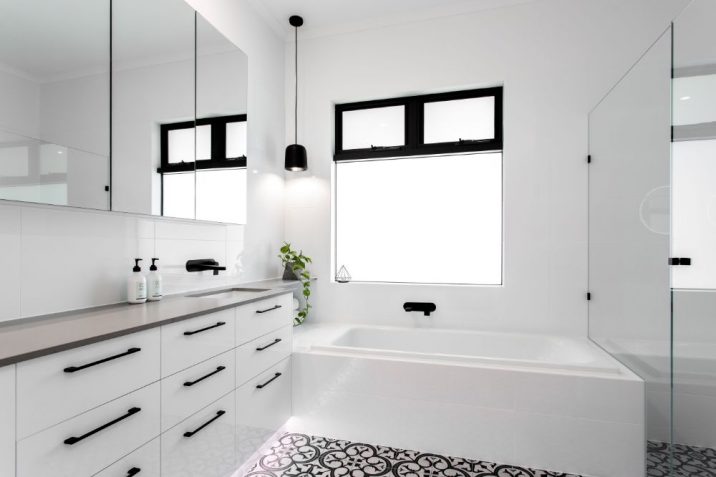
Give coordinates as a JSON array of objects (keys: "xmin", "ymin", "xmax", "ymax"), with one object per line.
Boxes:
[
  {"xmin": 342, "ymin": 106, "xmax": 404, "ymax": 150},
  {"xmin": 336, "ymin": 153, "xmax": 502, "ymax": 284},
  {"xmin": 163, "ymin": 172, "xmax": 195, "ymax": 219},
  {"xmin": 168, "ymin": 128, "xmax": 194, "ymax": 164},
  {"xmin": 424, "ymin": 97, "xmax": 495, "ymax": 144},
  {"xmin": 226, "ymin": 122, "xmax": 247, "ymax": 158},
  {"xmin": 196, "ymin": 169, "xmax": 247, "ymax": 224},
  {"xmin": 0, "ymin": 145, "xmax": 29, "ymax": 177},
  {"xmin": 672, "ymin": 139, "xmax": 716, "ymax": 289},
  {"xmin": 196, "ymin": 125, "xmax": 212, "ymax": 160},
  {"xmin": 673, "ymin": 74, "xmax": 716, "ymax": 126}
]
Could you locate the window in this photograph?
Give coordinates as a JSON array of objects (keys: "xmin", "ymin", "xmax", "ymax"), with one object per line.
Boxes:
[
  {"xmin": 334, "ymin": 87, "xmax": 503, "ymax": 285},
  {"xmin": 159, "ymin": 114, "xmax": 247, "ymax": 222}
]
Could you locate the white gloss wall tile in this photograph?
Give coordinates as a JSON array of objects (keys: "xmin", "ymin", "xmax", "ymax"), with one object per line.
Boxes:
[
  {"xmin": 0, "ymin": 205, "xmax": 21, "ymax": 322},
  {"xmin": 155, "ymin": 220, "xmax": 226, "ymax": 241},
  {"xmin": 225, "ymin": 239, "xmax": 245, "ymax": 278},
  {"xmin": 19, "ymin": 208, "xmax": 141, "ymax": 316}
]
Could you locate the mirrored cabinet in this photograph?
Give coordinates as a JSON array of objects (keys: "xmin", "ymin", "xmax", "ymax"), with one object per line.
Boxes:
[{"xmin": 0, "ymin": 0, "xmax": 248, "ymax": 224}]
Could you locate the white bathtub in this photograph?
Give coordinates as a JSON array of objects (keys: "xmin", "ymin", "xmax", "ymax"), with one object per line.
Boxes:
[
  {"xmin": 310, "ymin": 325, "xmax": 621, "ymax": 374},
  {"xmin": 290, "ymin": 324, "xmax": 645, "ymax": 477}
]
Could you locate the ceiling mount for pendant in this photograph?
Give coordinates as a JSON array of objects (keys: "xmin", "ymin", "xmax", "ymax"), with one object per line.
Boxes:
[{"xmin": 289, "ymin": 15, "xmax": 304, "ymax": 27}]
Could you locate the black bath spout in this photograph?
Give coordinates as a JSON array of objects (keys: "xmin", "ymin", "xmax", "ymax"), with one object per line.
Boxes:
[
  {"xmin": 186, "ymin": 259, "xmax": 227, "ymax": 276},
  {"xmin": 403, "ymin": 302, "xmax": 436, "ymax": 316}
]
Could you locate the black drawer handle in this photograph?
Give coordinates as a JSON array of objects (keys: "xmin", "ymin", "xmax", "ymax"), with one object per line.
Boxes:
[
  {"xmin": 127, "ymin": 468, "xmax": 141, "ymax": 477},
  {"xmin": 183, "ymin": 366, "xmax": 226, "ymax": 387},
  {"xmin": 256, "ymin": 338, "xmax": 282, "ymax": 351},
  {"xmin": 184, "ymin": 321, "xmax": 226, "ymax": 336},
  {"xmin": 256, "ymin": 372, "xmax": 282, "ymax": 389},
  {"xmin": 64, "ymin": 407, "xmax": 141, "ymax": 445},
  {"xmin": 64, "ymin": 348, "xmax": 141, "ymax": 373},
  {"xmin": 256, "ymin": 305, "xmax": 282, "ymax": 314},
  {"xmin": 183, "ymin": 410, "xmax": 225, "ymax": 438}
]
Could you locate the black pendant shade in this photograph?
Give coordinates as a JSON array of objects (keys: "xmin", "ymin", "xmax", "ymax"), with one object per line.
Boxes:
[
  {"xmin": 285, "ymin": 15, "xmax": 307, "ymax": 171},
  {"xmin": 285, "ymin": 144, "xmax": 307, "ymax": 171}
]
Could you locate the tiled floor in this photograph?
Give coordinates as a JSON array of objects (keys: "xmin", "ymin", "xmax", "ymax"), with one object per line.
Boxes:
[
  {"xmin": 242, "ymin": 432, "xmax": 581, "ymax": 477},
  {"xmin": 647, "ymin": 441, "xmax": 716, "ymax": 477}
]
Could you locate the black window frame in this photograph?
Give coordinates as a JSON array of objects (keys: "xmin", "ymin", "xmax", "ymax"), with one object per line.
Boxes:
[
  {"xmin": 158, "ymin": 114, "xmax": 247, "ymax": 174},
  {"xmin": 334, "ymin": 87, "xmax": 503, "ymax": 161}
]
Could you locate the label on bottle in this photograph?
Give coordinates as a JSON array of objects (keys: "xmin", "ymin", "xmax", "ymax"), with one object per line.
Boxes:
[
  {"xmin": 136, "ymin": 281, "xmax": 147, "ymax": 299},
  {"xmin": 150, "ymin": 279, "xmax": 162, "ymax": 298}
]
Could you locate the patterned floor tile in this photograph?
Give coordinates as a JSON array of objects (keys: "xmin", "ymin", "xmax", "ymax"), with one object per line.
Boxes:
[
  {"xmin": 241, "ymin": 432, "xmax": 582, "ymax": 477},
  {"xmin": 647, "ymin": 441, "xmax": 716, "ymax": 477}
]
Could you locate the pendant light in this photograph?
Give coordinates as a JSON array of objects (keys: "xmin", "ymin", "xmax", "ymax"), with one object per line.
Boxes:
[{"xmin": 285, "ymin": 15, "xmax": 307, "ymax": 171}]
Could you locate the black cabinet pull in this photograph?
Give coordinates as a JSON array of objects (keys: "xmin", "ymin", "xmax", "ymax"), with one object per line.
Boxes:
[
  {"xmin": 64, "ymin": 348, "xmax": 141, "ymax": 373},
  {"xmin": 126, "ymin": 468, "xmax": 141, "ymax": 477},
  {"xmin": 64, "ymin": 407, "xmax": 141, "ymax": 445},
  {"xmin": 183, "ymin": 410, "xmax": 225, "ymax": 438},
  {"xmin": 256, "ymin": 338, "xmax": 282, "ymax": 351},
  {"xmin": 256, "ymin": 372, "xmax": 282, "ymax": 389},
  {"xmin": 256, "ymin": 305, "xmax": 282, "ymax": 314},
  {"xmin": 183, "ymin": 321, "xmax": 226, "ymax": 336},
  {"xmin": 183, "ymin": 366, "xmax": 226, "ymax": 387}
]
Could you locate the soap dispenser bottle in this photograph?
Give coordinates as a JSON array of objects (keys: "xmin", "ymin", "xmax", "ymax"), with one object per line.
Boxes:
[
  {"xmin": 128, "ymin": 258, "xmax": 147, "ymax": 304},
  {"xmin": 147, "ymin": 258, "xmax": 163, "ymax": 302}
]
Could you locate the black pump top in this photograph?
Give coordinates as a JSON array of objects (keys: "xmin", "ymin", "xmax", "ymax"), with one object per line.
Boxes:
[
  {"xmin": 150, "ymin": 258, "xmax": 159, "ymax": 271},
  {"xmin": 133, "ymin": 258, "xmax": 142, "ymax": 272}
]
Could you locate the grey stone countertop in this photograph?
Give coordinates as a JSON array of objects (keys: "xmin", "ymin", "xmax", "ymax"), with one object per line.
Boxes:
[{"xmin": 0, "ymin": 278, "xmax": 306, "ymax": 367}]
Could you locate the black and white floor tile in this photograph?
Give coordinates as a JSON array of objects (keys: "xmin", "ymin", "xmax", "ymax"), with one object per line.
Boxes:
[
  {"xmin": 647, "ymin": 440, "xmax": 716, "ymax": 477},
  {"xmin": 242, "ymin": 432, "xmax": 581, "ymax": 477}
]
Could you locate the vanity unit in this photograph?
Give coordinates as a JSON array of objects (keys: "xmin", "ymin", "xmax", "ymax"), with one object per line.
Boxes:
[{"xmin": 0, "ymin": 284, "xmax": 295, "ymax": 477}]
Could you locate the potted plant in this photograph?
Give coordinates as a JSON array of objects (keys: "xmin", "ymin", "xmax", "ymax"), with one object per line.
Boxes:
[{"xmin": 278, "ymin": 242, "xmax": 312, "ymax": 325}]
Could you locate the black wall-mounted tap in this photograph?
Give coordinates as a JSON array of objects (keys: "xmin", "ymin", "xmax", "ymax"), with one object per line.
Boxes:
[
  {"xmin": 186, "ymin": 259, "xmax": 227, "ymax": 276},
  {"xmin": 403, "ymin": 302, "xmax": 437, "ymax": 316}
]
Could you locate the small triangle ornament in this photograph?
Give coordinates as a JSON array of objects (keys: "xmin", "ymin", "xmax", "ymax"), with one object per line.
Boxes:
[{"xmin": 335, "ymin": 265, "xmax": 352, "ymax": 283}]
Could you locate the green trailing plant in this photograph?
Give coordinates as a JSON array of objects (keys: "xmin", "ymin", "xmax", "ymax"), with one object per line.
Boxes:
[{"xmin": 278, "ymin": 242, "xmax": 312, "ymax": 326}]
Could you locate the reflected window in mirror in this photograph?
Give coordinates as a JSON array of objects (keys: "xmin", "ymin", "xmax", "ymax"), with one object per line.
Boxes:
[{"xmin": 158, "ymin": 114, "xmax": 247, "ymax": 223}]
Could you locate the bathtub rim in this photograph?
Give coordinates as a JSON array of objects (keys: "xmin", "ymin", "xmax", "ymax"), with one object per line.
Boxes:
[{"xmin": 294, "ymin": 323, "xmax": 643, "ymax": 381}]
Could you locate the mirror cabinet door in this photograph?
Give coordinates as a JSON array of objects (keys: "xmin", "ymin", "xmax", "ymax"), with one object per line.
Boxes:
[
  {"xmin": 195, "ymin": 13, "xmax": 249, "ymax": 224},
  {"xmin": 0, "ymin": 0, "xmax": 110, "ymax": 210},
  {"xmin": 111, "ymin": 0, "xmax": 196, "ymax": 218}
]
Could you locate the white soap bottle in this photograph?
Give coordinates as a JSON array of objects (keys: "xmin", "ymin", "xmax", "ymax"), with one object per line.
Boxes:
[
  {"xmin": 127, "ymin": 258, "xmax": 147, "ymax": 304},
  {"xmin": 147, "ymin": 258, "xmax": 163, "ymax": 302}
]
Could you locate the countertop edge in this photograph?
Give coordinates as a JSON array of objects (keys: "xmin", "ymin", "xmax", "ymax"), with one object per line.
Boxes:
[{"xmin": 0, "ymin": 279, "xmax": 306, "ymax": 367}]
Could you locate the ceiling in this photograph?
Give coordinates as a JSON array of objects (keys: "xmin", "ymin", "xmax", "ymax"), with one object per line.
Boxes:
[{"xmin": 248, "ymin": 0, "xmax": 537, "ymax": 39}]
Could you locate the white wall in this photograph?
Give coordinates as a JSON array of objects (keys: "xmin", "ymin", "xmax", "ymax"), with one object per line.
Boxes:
[
  {"xmin": 283, "ymin": 0, "xmax": 689, "ymax": 336},
  {"xmin": 0, "ymin": 0, "xmax": 286, "ymax": 322},
  {"xmin": 0, "ymin": 68, "xmax": 40, "ymax": 139}
]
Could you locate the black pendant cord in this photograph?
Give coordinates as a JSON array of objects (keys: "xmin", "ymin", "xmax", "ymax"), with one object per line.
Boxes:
[{"xmin": 294, "ymin": 25, "xmax": 298, "ymax": 145}]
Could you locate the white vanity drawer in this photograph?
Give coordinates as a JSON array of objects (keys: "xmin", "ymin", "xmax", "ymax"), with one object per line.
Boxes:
[
  {"xmin": 0, "ymin": 365, "xmax": 14, "ymax": 477},
  {"xmin": 236, "ymin": 326, "xmax": 291, "ymax": 387},
  {"xmin": 161, "ymin": 350, "xmax": 235, "ymax": 432},
  {"xmin": 235, "ymin": 358, "xmax": 291, "ymax": 466},
  {"xmin": 17, "ymin": 382, "xmax": 160, "ymax": 477},
  {"xmin": 17, "ymin": 328, "xmax": 160, "ymax": 439},
  {"xmin": 161, "ymin": 391, "xmax": 235, "ymax": 477},
  {"xmin": 93, "ymin": 437, "xmax": 160, "ymax": 477},
  {"xmin": 161, "ymin": 309, "xmax": 235, "ymax": 377},
  {"xmin": 236, "ymin": 293, "xmax": 293, "ymax": 345}
]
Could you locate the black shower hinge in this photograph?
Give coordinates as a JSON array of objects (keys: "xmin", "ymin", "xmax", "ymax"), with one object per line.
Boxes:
[
  {"xmin": 669, "ymin": 257, "xmax": 692, "ymax": 266},
  {"xmin": 586, "ymin": 292, "xmax": 591, "ymax": 301},
  {"xmin": 587, "ymin": 155, "xmax": 592, "ymax": 164}
]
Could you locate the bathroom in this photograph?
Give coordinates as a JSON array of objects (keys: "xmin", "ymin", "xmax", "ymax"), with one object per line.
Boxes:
[{"xmin": 0, "ymin": 0, "xmax": 714, "ymax": 475}]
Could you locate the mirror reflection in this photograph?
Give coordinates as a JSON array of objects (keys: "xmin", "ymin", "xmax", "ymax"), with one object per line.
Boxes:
[
  {"xmin": 0, "ymin": 0, "xmax": 110, "ymax": 210},
  {"xmin": 0, "ymin": 0, "xmax": 248, "ymax": 224}
]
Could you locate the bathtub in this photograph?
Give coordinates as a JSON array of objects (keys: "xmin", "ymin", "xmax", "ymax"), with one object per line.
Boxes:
[
  {"xmin": 290, "ymin": 324, "xmax": 645, "ymax": 477},
  {"xmin": 309, "ymin": 325, "xmax": 621, "ymax": 374}
]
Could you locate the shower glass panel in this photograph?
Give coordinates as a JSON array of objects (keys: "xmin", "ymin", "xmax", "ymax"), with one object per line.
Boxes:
[
  {"xmin": 588, "ymin": 28, "xmax": 673, "ymax": 476},
  {"xmin": 671, "ymin": 0, "xmax": 716, "ymax": 474}
]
